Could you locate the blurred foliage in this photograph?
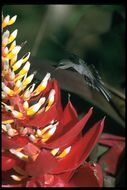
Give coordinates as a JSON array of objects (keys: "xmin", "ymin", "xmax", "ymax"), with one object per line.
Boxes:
[
  {"xmin": 3, "ymin": 4, "xmax": 125, "ymax": 92},
  {"xmin": 2, "ymin": 4, "xmax": 125, "ymax": 131}
]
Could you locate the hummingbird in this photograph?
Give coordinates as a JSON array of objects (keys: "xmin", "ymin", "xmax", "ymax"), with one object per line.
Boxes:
[{"xmin": 54, "ymin": 54, "xmax": 111, "ymax": 102}]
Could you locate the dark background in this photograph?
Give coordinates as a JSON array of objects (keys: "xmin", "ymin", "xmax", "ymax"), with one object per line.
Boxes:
[{"xmin": 2, "ymin": 4, "xmax": 125, "ymax": 135}]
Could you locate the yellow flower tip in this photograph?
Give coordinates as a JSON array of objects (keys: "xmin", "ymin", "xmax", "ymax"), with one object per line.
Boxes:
[
  {"xmin": 2, "ymin": 30, "xmax": 10, "ymax": 46},
  {"xmin": 3, "ymin": 30, "xmax": 10, "ymax": 38},
  {"xmin": 8, "ymin": 29, "xmax": 18, "ymax": 44},
  {"xmin": 22, "ymin": 73, "xmax": 35, "ymax": 87},
  {"xmin": 22, "ymin": 52, "xmax": 31, "ymax": 63},
  {"xmin": 58, "ymin": 146, "xmax": 71, "ymax": 158},
  {"xmin": 8, "ymin": 15, "xmax": 17, "ymax": 25},
  {"xmin": 2, "ymin": 92, "xmax": 7, "ymax": 99},
  {"xmin": 3, "ymin": 47, "xmax": 9, "ymax": 56},
  {"xmin": 45, "ymin": 106, "xmax": 50, "ymax": 112},
  {"xmin": 36, "ymin": 129, "xmax": 42, "ymax": 137},
  {"xmin": 9, "ymin": 69, "xmax": 15, "ymax": 80},
  {"xmin": 11, "ymin": 110, "xmax": 23, "ymax": 119},
  {"xmin": 10, "ymin": 55, "xmax": 17, "ymax": 66},
  {"xmin": 2, "ymin": 37, "xmax": 8, "ymax": 47},
  {"xmin": 22, "ymin": 89, "xmax": 31, "ymax": 100},
  {"xmin": 26, "ymin": 97, "xmax": 45, "ymax": 116},
  {"xmin": 41, "ymin": 125, "xmax": 57, "ymax": 142},
  {"xmin": 29, "ymin": 134, "xmax": 36, "ymax": 142},
  {"xmin": 38, "ymin": 97, "xmax": 46, "ymax": 105},
  {"xmin": 7, "ymin": 45, "xmax": 21, "ymax": 59},
  {"xmin": 2, "ymin": 82, "xmax": 14, "ymax": 96},
  {"xmin": 12, "ymin": 59, "xmax": 23, "ymax": 71},
  {"xmin": 2, "ymin": 15, "xmax": 10, "ymax": 28},
  {"xmin": 3, "ymin": 58, "xmax": 9, "ymax": 70},
  {"xmin": 23, "ymin": 101, "xmax": 29, "ymax": 110},
  {"xmin": 7, "ymin": 128, "xmax": 18, "ymax": 137},
  {"xmin": 18, "ymin": 61, "xmax": 30, "ymax": 75},
  {"xmin": 9, "ymin": 40, "xmax": 16, "ymax": 51},
  {"xmin": 51, "ymin": 148, "xmax": 60, "ymax": 156},
  {"xmin": 2, "ymin": 119, "xmax": 14, "ymax": 125},
  {"xmin": 2, "ymin": 124, "xmax": 7, "ymax": 132},
  {"xmin": 9, "ymin": 148, "xmax": 28, "ymax": 161},
  {"xmin": 14, "ymin": 79, "xmax": 22, "ymax": 91},
  {"xmin": 33, "ymin": 73, "xmax": 51, "ymax": 95},
  {"xmin": 10, "ymin": 175, "xmax": 24, "ymax": 182},
  {"xmin": 45, "ymin": 89, "xmax": 55, "ymax": 111},
  {"xmin": 12, "ymin": 45, "xmax": 21, "ymax": 54}
]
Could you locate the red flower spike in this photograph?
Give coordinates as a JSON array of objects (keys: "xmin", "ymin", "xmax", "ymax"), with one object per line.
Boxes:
[
  {"xmin": 2, "ymin": 14, "xmax": 107, "ymax": 187},
  {"xmin": 44, "ymin": 176, "xmax": 69, "ymax": 187},
  {"xmin": 100, "ymin": 133, "xmax": 125, "ymax": 141},
  {"xmin": 2, "ymin": 110, "xmax": 13, "ymax": 121},
  {"xmin": 26, "ymin": 180, "xmax": 40, "ymax": 187},
  {"xmin": 99, "ymin": 133, "xmax": 125, "ymax": 147},
  {"xmin": 2, "ymin": 169, "xmax": 25, "ymax": 187},
  {"xmin": 60, "ymin": 100, "xmax": 78, "ymax": 131},
  {"xmin": 79, "ymin": 117, "xmax": 105, "ymax": 163},
  {"xmin": 98, "ymin": 132, "xmax": 125, "ymax": 175},
  {"xmin": 2, "ymin": 155, "xmax": 16, "ymax": 171},
  {"xmin": 2, "ymin": 134, "xmax": 29, "ymax": 149},
  {"xmin": 22, "ymin": 102, "xmax": 59, "ymax": 128},
  {"xmin": 23, "ymin": 143, "xmax": 40, "ymax": 160},
  {"xmin": 56, "ymin": 170, "xmax": 76, "ymax": 183},
  {"xmin": 25, "ymin": 149, "xmax": 58, "ymax": 177},
  {"xmin": 45, "ymin": 100, "xmax": 78, "ymax": 143},
  {"xmin": 41, "ymin": 107, "xmax": 93, "ymax": 149},
  {"xmin": 69, "ymin": 163, "xmax": 103, "ymax": 187},
  {"xmin": 9, "ymin": 95, "xmax": 24, "ymax": 113},
  {"xmin": 29, "ymin": 80, "xmax": 53, "ymax": 103},
  {"xmin": 51, "ymin": 117, "xmax": 105, "ymax": 174},
  {"xmin": 98, "ymin": 143, "xmax": 125, "ymax": 175}
]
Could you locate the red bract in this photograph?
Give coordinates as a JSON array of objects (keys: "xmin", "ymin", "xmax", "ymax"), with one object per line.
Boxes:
[
  {"xmin": 98, "ymin": 133, "xmax": 125, "ymax": 176},
  {"xmin": 2, "ymin": 14, "xmax": 105, "ymax": 187},
  {"xmin": 2, "ymin": 155, "xmax": 16, "ymax": 171}
]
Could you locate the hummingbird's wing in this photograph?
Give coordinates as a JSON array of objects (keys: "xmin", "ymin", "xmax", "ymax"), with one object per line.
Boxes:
[
  {"xmin": 56, "ymin": 58, "xmax": 111, "ymax": 102},
  {"xmin": 84, "ymin": 64, "xmax": 111, "ymax": 101}
]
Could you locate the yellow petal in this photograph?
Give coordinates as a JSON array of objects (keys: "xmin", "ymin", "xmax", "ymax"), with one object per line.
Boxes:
[
  {"xmin": 8, "ymin": 15, "xmax": 17, "ymax": 25},
  {"xmin": 41, "ymin": 125, "xmax": 57, "ymax": 142},
  {"xmin": 58, "ymin": 146, "xmax": 71, "ymax": 158},
  {"xmin": 22, "ymin": 73, "xmax": 34, "ymax": 87},
  {"xmin": 18, "ymin": 61, "xmax": 30, "ymax": 75},
  {"xmin": 45, "ymin": 89, "xmax": 55, "ymax": 111},
  {"xmin": 2, "ymin": 82, "xmax": 14, "ymax": 96},
  {"xmin": 12, "ymin": 59, "xmax": 23, "ymax": 71},
  {"xmin": 2, "ymin": 120, "xmax": 14, "ymax": 124},
  {"xmin": 51, "ymin": 148, "xmax": 60, "ymax": 156},
  {"xmin": 33, "ymin": 73, "xmax": 51, "ymax": 95},
  {"xmin": 11, "ymin": 110, "xmax": 23, "ymax": 119},
  {"xmin": 22, "ymin": 52, "xmax": 30, "ymax": 63},
  {"xmin": 7, "ymin": 45, "xmax": 21, "ymax": 59},
  {"xmin": 2, "ymin": 15, "xmax": 10, "ymax": 28},
  {"xmin": 8, "ymin": 29, "xmax": 18, "ymax": 44},
  {"xmin": 26, "ymin": 97, "xmax": 45, "ymax": 116},
  {"xmin": 11, "ymin": 175, "xmax": 25, "ymax": 182},
  {"xmin": 10, "ymin": 55, "xmax": 17, "ymax": 66},
  {"xmin": 9, "ymin": 40, "xmax": 16, "ymax": 51}
]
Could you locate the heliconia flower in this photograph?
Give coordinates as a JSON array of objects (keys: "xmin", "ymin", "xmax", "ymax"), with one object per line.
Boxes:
[{"xmin": 2, "ymin": 14, "xmax": 105, "ymax": 187}]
